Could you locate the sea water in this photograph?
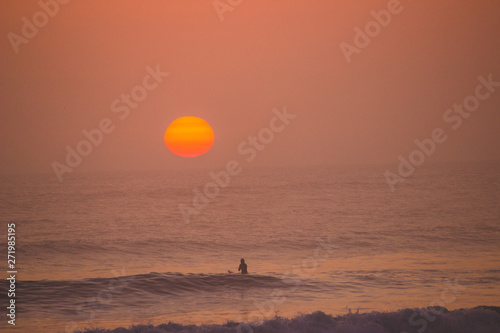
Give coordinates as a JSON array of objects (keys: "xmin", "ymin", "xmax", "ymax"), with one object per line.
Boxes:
[{"xmin": 0, "ymin": 162, "xmax": 499, "ymax": 332}]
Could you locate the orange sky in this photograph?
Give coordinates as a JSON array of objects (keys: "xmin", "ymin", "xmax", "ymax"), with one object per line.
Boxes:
[{"xmin": 1, "ymin": 0, "xmax": 499, "ymax": 175}]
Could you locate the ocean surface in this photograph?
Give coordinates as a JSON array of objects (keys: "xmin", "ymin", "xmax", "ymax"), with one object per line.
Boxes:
[{"xmin": 0, "ymin": 162, "xmax": 499, "ymax": 332}]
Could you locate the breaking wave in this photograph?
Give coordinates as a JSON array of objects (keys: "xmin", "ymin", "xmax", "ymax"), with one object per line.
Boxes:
[{"xmin": 72, "ymin": 306, "xmax": 500, "ymax": 333}]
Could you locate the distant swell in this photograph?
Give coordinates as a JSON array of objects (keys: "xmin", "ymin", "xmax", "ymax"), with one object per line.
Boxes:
[{"xmin": 74, "ymin": 307, "xmax": 500, "ymax": 333}]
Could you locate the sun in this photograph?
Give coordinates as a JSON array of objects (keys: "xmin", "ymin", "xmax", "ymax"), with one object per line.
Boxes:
[{"xmin": 164, "ymin": 116, "xmax": 215, "ymax": 157}]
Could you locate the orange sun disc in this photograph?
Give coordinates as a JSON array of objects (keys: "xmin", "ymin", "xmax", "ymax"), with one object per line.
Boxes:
[{"xmin": 164, "ymin": 116, "xmax": 215, "ymax": 157}]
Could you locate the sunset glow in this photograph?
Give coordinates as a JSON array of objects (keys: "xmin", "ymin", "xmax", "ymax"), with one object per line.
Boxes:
[
  {"xmin": 164, "ymin": 117, "xmax": 214, "ymax": 157},
  {"xmin": 2, "ymin": 0, "xmax": 499, "ymax": 331}
]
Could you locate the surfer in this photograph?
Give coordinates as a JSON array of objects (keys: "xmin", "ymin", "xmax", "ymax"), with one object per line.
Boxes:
[{"xmin": 238, "ymin": 258, "xmax": 248, "ymax": 274}]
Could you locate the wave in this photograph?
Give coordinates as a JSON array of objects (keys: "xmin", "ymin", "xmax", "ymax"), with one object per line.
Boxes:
[
  {"xmin": 5, "ymin": 272, "xmax": 296, "ymax": 305},
  {"xmin": 12, "ymin": 237, "xmax": 329, "ymax": 259},
  {"xmin": 71, "ymin": 306, "xmax": 500, "ymax": 333}
]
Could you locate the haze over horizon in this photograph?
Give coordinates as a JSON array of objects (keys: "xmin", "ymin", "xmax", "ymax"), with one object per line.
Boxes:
[{"xmin": 1, "ymin": 0, "xmax": 499, "ymax": 177}]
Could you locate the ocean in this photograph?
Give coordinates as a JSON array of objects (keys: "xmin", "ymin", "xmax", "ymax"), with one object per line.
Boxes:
[{"xmin": 1, "ymin": 162, "xmax": 499, "ymax": 332}]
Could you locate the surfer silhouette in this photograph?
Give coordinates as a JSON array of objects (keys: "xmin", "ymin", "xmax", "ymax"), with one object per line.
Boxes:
[{"xmin": 238, "ymin": 258, "xmax": 248, "ymax": 274}]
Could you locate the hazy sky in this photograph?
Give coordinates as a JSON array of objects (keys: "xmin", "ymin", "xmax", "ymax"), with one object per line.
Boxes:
[{"xmin": 1, "ymin": 0, "xmax": 499, "ymax": 177}]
